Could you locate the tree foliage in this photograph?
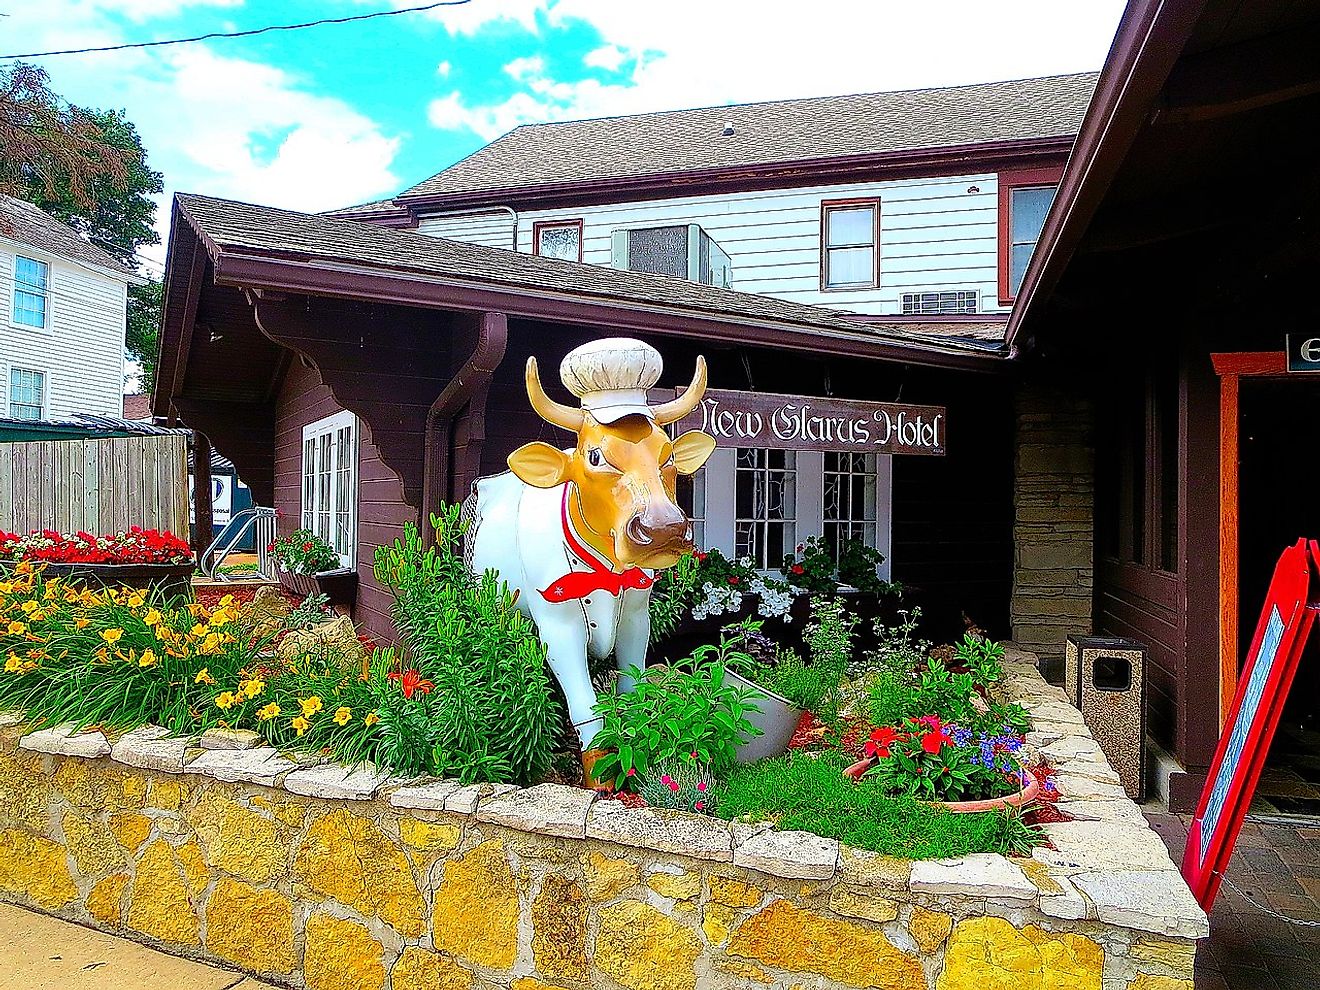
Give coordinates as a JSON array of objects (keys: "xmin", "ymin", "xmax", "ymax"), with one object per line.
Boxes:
[{"xmin": 1, "ymin": 62, "xmax": 165, "ymax": 391}]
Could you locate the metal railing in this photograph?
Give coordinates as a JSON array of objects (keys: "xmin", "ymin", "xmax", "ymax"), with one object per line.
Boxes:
[{"xmin": 200, "ymin": 506, "xmax": 278, "ymax": 581}]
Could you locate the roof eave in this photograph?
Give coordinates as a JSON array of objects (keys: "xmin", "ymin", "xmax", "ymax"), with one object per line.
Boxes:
[
  {"xmin": 397, "ymin": 136, "xmax": 1077, "ymax": 213},
  {"xmin": 208, "ymin": 248, "xmax": 1007, "ymax": 373}
]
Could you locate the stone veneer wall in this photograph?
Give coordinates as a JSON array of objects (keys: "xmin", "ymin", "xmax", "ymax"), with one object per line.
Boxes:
[
  {"xmin": 0, "ymin": 650, "xmax": 1204, "ymax": 990},
  {"xmin": 1012, "ymin": 381, "xmax": 1096, "ymax": 662}
]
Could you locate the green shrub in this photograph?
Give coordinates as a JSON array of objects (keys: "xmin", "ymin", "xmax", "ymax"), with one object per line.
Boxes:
[
  {"xmin": 638, "ymin": 756, "xmax": 717, "ymax": 814},
  {"xmin": 803, "ymin": 597, "xmax": 855, "ymax": 718},
  {"xmin": 717, "ymin": 751, "xmax": 1040, "ymax": 858},
  {"xmin": 269, "ymin": 529, "xmax": 340, "ymax": 575},
  {"xmin": 648, "ymin": 551, "xmax": 701, "ymax": 641},
  {"xmin": 835, "ymin": 540, "xmax": 901, "ymax": 597},
  {"xmin": 590, "ymin": 629, "xmax": 763, "ymax": 791},
  {"xmin": 373, "ymin": 506, "xmax": 560, "ymax": 784}
]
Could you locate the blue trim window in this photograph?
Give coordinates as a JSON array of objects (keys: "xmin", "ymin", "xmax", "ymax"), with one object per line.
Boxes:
[{"xmin": 13, "ymin": 256, "xmax": 49, "ymax": 329}]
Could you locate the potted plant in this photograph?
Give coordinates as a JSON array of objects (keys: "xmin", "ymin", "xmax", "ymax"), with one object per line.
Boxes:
[
  {"xmin": 268, "ymin": 530, "xmax": 356, "ymax": 605},
  {"xmin": 0, "ymin": 527, "xmax": 195, "ymax": 599}
]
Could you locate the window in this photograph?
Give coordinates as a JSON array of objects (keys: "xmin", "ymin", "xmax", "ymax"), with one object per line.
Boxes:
[
  {"xmin": 998, "ymin": 168, "xmax": 1062, "ymax": 303},
  {"xmin": 8, "ymin": 368, "xmax": 46, "ymax": 420},
  {"xmin": 675, "ymin": 470, "xmax": 706, "ymax": 551},
  {"xmin": 820, "ymin": 200, "xmax": 879, "ymax": 290},
  {"xmin": 12, "ymin": 256, "xmax": 50, "ymax": 329},
  {"xmin": 901, "ymin": 290, "xmax": 979, "ymax": 315},
  {"xmin": 301, "ymin": 410, "xmax": 357, "ymax": 568},
  {"xmin": 734, "ymin": 449, "xmax": 796, "ymax": 568},
  {"xmin": 823, "ymin": 451, "xmax": 877, "ymax": 557},
  {"xmin": 533, "ymin": 220, "xmax": 583, "ymax": 262}
]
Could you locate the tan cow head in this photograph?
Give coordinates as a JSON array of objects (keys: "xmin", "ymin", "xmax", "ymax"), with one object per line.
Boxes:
[{"xmin": 508, "ymin": 350, "xmax": 716, "ymax": 569}]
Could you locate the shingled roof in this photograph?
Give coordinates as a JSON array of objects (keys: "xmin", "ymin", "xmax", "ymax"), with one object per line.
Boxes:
[
  {"xmin": 173, "ymin": 193, "xmax": 1004, "ymax": 359},
  {"xmin": 0, "ymin": 194, "xmax": 139, "ymax": 277},
  {"xmin": 401, "ymin": 72, "xmax": 1097, "ymax": 203}
]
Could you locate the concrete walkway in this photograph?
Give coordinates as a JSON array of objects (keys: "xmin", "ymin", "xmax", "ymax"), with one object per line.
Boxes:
[{"xmin": 0, "ymin": 903, "xmax": 276, "ymax": 990}]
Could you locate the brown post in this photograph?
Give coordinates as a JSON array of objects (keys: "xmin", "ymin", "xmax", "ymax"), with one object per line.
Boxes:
[{"xmin": 192, "ymin": 431, "xmax": 214, "ymax": 557}]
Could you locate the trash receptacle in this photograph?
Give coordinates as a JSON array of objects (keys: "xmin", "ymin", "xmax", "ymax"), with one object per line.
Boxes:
[{"xmin": 1064, "ymin": 634, "xmax": 1147, "ymax": 800}]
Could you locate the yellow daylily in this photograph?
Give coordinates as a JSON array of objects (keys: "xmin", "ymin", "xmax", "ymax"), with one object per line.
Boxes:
[
  {"xmin": 240, "ymin": 677, "xmax": 265, "ymax": 699},
  {"xmin": 299, "ymin": 696, "xmax": 323, "ymax": 718},
  {"xmin": 125, "ymin": 591, "xmax": 146, "ymax": 608},
  {"xmin": 100, "ymin": 628, "xmax": 124, "ymax": 645},
  {"xmin": 20, "ymin": 599, "xmax": 39, "ymax": 614},
  {"xmin": 143, "ymin": 608, "xmax": 163, "ymax": 627},
  {"xmin": 257, "ymin": 703, "xmax": 281, "ymax": 721},
  {"xmin": 194, "ymin": 668, "xmax": 215, "ymax": 686},
  {"xmin": 291, "ymin": 716, "xmax": 310, "ymax": 738},
  {"xmin": 363, "ymin": 712, "xmax": 380, "ymax": 727},
  {"xmin": 333, "ymin": 706, "xmax": 352, "ymax": 726},
  {"xmin": 137, "ymin": 649, "xmax": 158, "ymax": 669},
  {"xmin": 214, "ymin": 692, "xmax": 237, "ymax": 711},
  {"xmin": 189, "ymin": 623, "xmax": 207, "ymax": 639},
  {"xmin": 74, "ymin": 617, "xmax": 90, "ymax": 630},
  {"xmin": 7, "ymin": 621, "xmax": 26, "ymax": 635}
]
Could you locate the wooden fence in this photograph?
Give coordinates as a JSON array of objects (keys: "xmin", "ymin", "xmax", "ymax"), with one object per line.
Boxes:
[{"xmin": 0, "ymin": 434, "xmax": 190, "ymax": 539}]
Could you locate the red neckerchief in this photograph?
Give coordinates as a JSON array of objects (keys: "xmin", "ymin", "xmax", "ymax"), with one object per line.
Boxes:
[{"xmin": 540, "ymin": 486, "xmax": 653, "ymax": 603}]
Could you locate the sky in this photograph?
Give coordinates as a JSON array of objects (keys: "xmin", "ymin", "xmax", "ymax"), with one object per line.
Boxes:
[{"xmin": 1, "ymin": 0, "xmax": 1128, "ymax": 272}]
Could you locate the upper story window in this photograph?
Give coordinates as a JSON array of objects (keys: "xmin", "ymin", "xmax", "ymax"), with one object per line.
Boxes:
[
  {"xmin": 998, "ymin": 168, "xmax": 1062, "ymax": 303},
  {"xmin": 12, "ymin": 256, "xmax": 50, "ymax": 329},
  {"xmin": 533, "ymin": 220, "xmax": 583, "ymax": 262},
  {"xmin": 820, "ymin": 199, "xmax": 879, "ymax": 290},
  {"xmin": 9, "ymin": 367, "xmax": 46, "ymax": 420}
]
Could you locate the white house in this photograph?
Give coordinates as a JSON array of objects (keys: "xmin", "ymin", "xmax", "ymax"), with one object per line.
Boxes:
[
  {"xmin": 325, "ymin": 72, "xmax": 1096, "ymax": 572},
  {"xmin": 0, "ymin": 194, "xmax": 141, "ymax": 420}
]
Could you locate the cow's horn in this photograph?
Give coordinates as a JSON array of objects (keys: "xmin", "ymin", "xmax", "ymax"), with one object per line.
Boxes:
[
  {"xmin": 651, "ymin": 356, "xmax": 708, "ymax": 425},
  {"xmin": 526, "ymin": 357, "xmax": 584, "ymax": 431}
]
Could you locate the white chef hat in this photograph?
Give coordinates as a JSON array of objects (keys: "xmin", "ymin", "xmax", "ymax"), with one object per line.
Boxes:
[{"xmin": 559, "ymin": 338, "xmax": 663, "ymax": 424}]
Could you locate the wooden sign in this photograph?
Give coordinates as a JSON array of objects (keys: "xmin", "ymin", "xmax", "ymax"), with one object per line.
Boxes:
[
  {"xmin": 1285, "ymin": 334, "xmax": 1320, "ymax": 373},
  {"xmin": 1182, "ymin": 538, "xmax": 1320, "ymax": 910},
  {"xmin": 672, "ymin": 388, "xmax": 946, "ymax": 456}
]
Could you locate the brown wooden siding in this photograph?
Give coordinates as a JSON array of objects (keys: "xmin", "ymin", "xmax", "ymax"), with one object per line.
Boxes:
[{"xmin": 274, "ymin": 360, "xmax": 415, "ymax": 644}]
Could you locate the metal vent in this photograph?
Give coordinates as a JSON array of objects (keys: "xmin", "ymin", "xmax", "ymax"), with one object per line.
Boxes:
[
  {"xmin": 900, "ymin": 290, "xmax": 979, "ymax": 315},
  {"xmin": 626, "ymin": 226, "xmax": 689, "ymax": 279}
]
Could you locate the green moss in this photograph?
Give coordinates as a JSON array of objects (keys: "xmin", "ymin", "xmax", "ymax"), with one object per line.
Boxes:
[{"xmin": 717, "ymin": 751, "xmax": 1040, "ymax": 859}]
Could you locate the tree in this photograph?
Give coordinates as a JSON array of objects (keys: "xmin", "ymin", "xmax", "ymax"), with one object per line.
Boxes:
[{"xmin": 1, "ymin": 62, "xmax": 164, "ymax": 393}]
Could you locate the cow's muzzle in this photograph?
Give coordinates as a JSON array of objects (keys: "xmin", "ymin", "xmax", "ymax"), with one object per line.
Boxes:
[{"xmin": 624, "ymin": 504, "xmax": 693, "ymax": 556}]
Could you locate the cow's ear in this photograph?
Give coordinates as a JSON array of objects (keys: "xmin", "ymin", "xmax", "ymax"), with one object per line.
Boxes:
[
  {"xmin": 508, "ymin": 442, "xmax": 570, "ymax": 488},
  {"xmin": 672, "ymin": 430, "xmax": 717, "ymax": 475}
]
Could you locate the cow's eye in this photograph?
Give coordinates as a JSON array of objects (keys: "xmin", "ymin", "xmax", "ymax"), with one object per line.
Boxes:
[{"xmin": 587, "ymin": 448, "xmax": 604, "ymax": 468}]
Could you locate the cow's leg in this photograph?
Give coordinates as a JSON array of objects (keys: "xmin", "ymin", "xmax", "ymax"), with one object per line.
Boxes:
[
  {"xmin": 529, "ymin": 603, "xmax": 610, "ymax": 786},
  {"xmin": 613, "ymin": 588, "xmax": 653, "ymax": 696}
]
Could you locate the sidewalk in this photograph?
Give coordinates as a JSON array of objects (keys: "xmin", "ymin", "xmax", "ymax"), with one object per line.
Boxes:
[
  {"xmin": 0, "ymin": 903, "xmax": 276, "ymax": 990},
  {"xmin": 1145, "ymin": 813, "xmax": 1320, "ymax": 990}
]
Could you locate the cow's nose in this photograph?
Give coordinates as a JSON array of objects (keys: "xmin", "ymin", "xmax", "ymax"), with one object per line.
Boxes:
[{"xmin": 626, "ymin": 515, "xmax": 653, "ymax": 546}]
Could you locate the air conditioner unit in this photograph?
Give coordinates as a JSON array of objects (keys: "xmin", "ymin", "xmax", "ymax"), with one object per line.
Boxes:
[
  {"xmin": 610, "ymin": 224, "xmax": 733, "ymax": 288},
  {"xmin": 900, "ymin": 290, "xmax": 979, "ymax": 315}
]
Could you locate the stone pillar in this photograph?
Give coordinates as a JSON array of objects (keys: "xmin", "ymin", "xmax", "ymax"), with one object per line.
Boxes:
[{"xmin": 1011, "ymin": 382, "xmax": 1094, "ymax": 662}]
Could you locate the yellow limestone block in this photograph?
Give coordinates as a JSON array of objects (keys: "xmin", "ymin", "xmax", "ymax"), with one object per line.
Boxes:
[
  {"xmin": 61, "ymin": 811, "xmax": 126, "ymax": 879},
  {"xmin": 1016, "ymin": 858, "xmax": 1065, "ymax": 896},
  {"xmin": 176, "ymin": 839, "xmax": 210, "ymax": 897},
  {"xmin": 532, "ymin": 873, "xmax": 588, "ymax": 982},
  {"xmin": 147, "ymin": 777, "xmax": 188, "ymax": 811},
  {"xmin": 52, "ymin": 760, "xmax": 146, "ymax": 811},
  {"xmin": 707, "ymin": 875, "xmax": 762, "ymax": 908},
  {"xmin": 512, "ymin": 980, "xmax": 572, "ymax": 990},
  {"xmin": 0, "ymin": 749, "xmax": 49, "ymax": 830},
  {"xmin": 596, "ymin": 900, "xmax": 701, "ymax": 990},
  {"xmin": 86, "ymin": 871, "xmax": 130, "ymax": 926},
  {"xmin": 399, "ymin": 817, "xmax": 461, "ymax": 852},
  {"xmin": 714, "ymin": 960, "xmax": 773, "ymax": 984},
  {"xmin": 304, "ymin": 913, "xmax": 385, "ymax": 990},
  {"xmin": 250, "ymin": 793, "xmax": 307, "ymax": 829},
  {"xmin": 727, "ymin": 898, "xmax": 925, "ymax": 990},
  {"xmin": 125, "ymin": 840, "xmax": 200, "ymax": 946},
  {"xmin": 1129, "ymin": 938, "xmax": 1196, "ymax": 973},
  {"xmin": 702, "ymin": 902, "xmax": 742, "ymax": 946},
  {"xmin": 393, "ymin": 947, "xmax": 475, "ymax": 990},
  {"xmin": 205, "ymin": 878, "xmax": 296, "ymax": 975},
  {"xmin": 107, "ymin": 813, "xmax": 153, "ymax": 853},
  {"xmin": 828, "ymin": 887, "xmax": 900, "ymax": 924},
  {"xmin": 648, "ymin": 870, "xmax": 703, "ymax": 901},
  {"xmin": 582, "ymin": 849, "xmax": 638, "ymax": 901},
  {"xmin": 432, "ymin": 839, "xmax": 520, "ymax": 970},
  {"xmin": 0, "ymin": 828, "xmax": 78, "ymax": 910},
  {"xmin": 1126, "ymin": 977, "xmax": 1193, "ymax": 990},
  {"xmin": 187, "ymin": 790, "xmax": 284, "ymax": 884},
  {"xmin": 908, "ymin": 906, "xmax": 954, "ymax": 954},
  {"xmin": 936, "ymin": 917, "xmax": 1103, "ymax": 990},
  {"xmin": 294, "ymin": 809, "xmax": 425, "ymax": 937}
]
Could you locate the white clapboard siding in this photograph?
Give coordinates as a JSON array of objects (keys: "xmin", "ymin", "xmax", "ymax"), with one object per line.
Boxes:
[
  {"xmin": 0, "ymin": 237, "xmax": 129, "ymax": 419},
  {"xmin": 0, "ymin": 433, "xmax": 189, "ymax": 539},
  {"xmin": 414, "ymin": 172, "xmax": 1009, "ymax": 316}
]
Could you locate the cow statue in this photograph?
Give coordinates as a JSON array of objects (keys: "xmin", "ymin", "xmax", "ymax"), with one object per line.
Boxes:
[{"xmin": 463, "ymin": 338, "xmax": 716, "ymax": 785}]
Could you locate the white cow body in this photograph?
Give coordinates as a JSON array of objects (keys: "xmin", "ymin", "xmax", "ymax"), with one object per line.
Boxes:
[{"xmin": 464, "ymin": 470, "xmax": 653, "ymax": 746}]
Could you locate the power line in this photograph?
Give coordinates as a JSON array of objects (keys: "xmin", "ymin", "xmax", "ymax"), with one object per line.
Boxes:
[
  {"xmin": 1, "ymin": 0, "xmax": 474, "ymax": 60},
  {"xmin": 86, "ymin": 233, "xmax": 166, "ymax": 275}
]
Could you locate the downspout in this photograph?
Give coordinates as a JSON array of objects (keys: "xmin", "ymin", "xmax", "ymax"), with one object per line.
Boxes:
[{"xmin": 422, "ymin": 311, "xmax": 509, "ymax": 544}]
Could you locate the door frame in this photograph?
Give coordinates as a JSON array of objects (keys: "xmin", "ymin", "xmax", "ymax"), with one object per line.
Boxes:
[{"xmin": 1209, "ymin": 350, "xmax": 1289, "ymax": 728}]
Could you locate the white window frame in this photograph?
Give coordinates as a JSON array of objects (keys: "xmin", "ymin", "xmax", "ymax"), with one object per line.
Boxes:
[
  {"xmin": 694, "ymin": 447, "xmax": 892, "ymax": 579},
  {"xmin": 7, "ymin": 365, "xmax": 48, "ymax": 421},
  {"xmin": 301, "ymin": 410, "xmax": 358, "ymax": 569},
  {"xmin": 10, "ymin": 254, "xmax": 52, "ymax": 331}
]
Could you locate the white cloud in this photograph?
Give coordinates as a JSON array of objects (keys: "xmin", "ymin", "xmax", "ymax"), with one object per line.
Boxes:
[
  {"xmin": 109, "ymin": 0, "xmax": 243, "ymax": 21},
  {"xmin": 426, "ymin": 0, "xmax": 1127, "ymax": 141},
  {"xmin": 503, "ymin": 55, "xmax": 545, "ymax": 81},
  {"xmin": 436, "ymin": 60, "xmax": 452, "ymax": 77}
]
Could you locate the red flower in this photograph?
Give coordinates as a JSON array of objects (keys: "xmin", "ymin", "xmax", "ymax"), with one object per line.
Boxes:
[
  {"xmin": 921, "ymin": 725, "xmax": 951, "ymax": 755},
  {"xmin": 626, "ymin": 768, "xmax": 636, "ymax": 777},
  {"xmin": 387, "ymin": 669, "xmax": 435, "ymax": 700},
  {"xmin": 301, "ymin": 541, "xmax": 313, "ymax": 552},
  {"xmin": 728, "ymin": 577, "xmax": 739, "ymax": 585},
  {"xmin": 695, "ymin": 551, "xmax": 707, "ymax": 560},
  {"xmin": 267, "ymin": 542, "xmax": 276, "ymax": 552},
  {"xmin": 790, "ymin": 564, "xmax": 805, "ymax": 575},
  {"xmin": 863, "ymin": 726, "xmax": 900, "ymax": 759}
]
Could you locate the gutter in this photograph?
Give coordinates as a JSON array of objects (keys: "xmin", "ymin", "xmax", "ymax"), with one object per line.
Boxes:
[{"xmin": 421, "ymin": 311, "xmax": 508, "ymax": 544}]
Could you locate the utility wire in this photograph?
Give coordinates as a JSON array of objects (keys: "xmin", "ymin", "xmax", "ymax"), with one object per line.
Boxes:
[
  {"xmin": 1, "ymin": 0, "xmax": 473, "ymax": 60},
  {"xmin": 86, "ymin": 234, "xmax": 166, "ymax": 275}
]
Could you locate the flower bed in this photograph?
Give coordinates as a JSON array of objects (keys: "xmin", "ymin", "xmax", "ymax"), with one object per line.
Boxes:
[
  {"xmin": 0, "ymin": 650, "xmax": 1205, "ymax": 990},
  {"xmin": 0, "ymin": 529, "xmax": 195, "ymax": 599}
]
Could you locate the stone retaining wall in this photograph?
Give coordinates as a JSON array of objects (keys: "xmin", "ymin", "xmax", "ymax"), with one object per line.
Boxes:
[{"xmin": 0, "ymin": 650, "xmax": 1204, "ymax": 990}]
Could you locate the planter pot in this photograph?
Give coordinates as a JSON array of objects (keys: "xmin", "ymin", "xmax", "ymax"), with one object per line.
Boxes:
[
  {"xmin": 277, "ymin": 567, "xmax": 358, "ymax": 609},
  {"xmin": 841, "ymin": 757, "xmax": 1042, "ymax": 813},
  {"xmin": 728, "ymin": 669, "xmax": 802, "ymax": 764},
  {"xmin": 7, "ymin": 560, "xmax": 196, "ymax": 601}
]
